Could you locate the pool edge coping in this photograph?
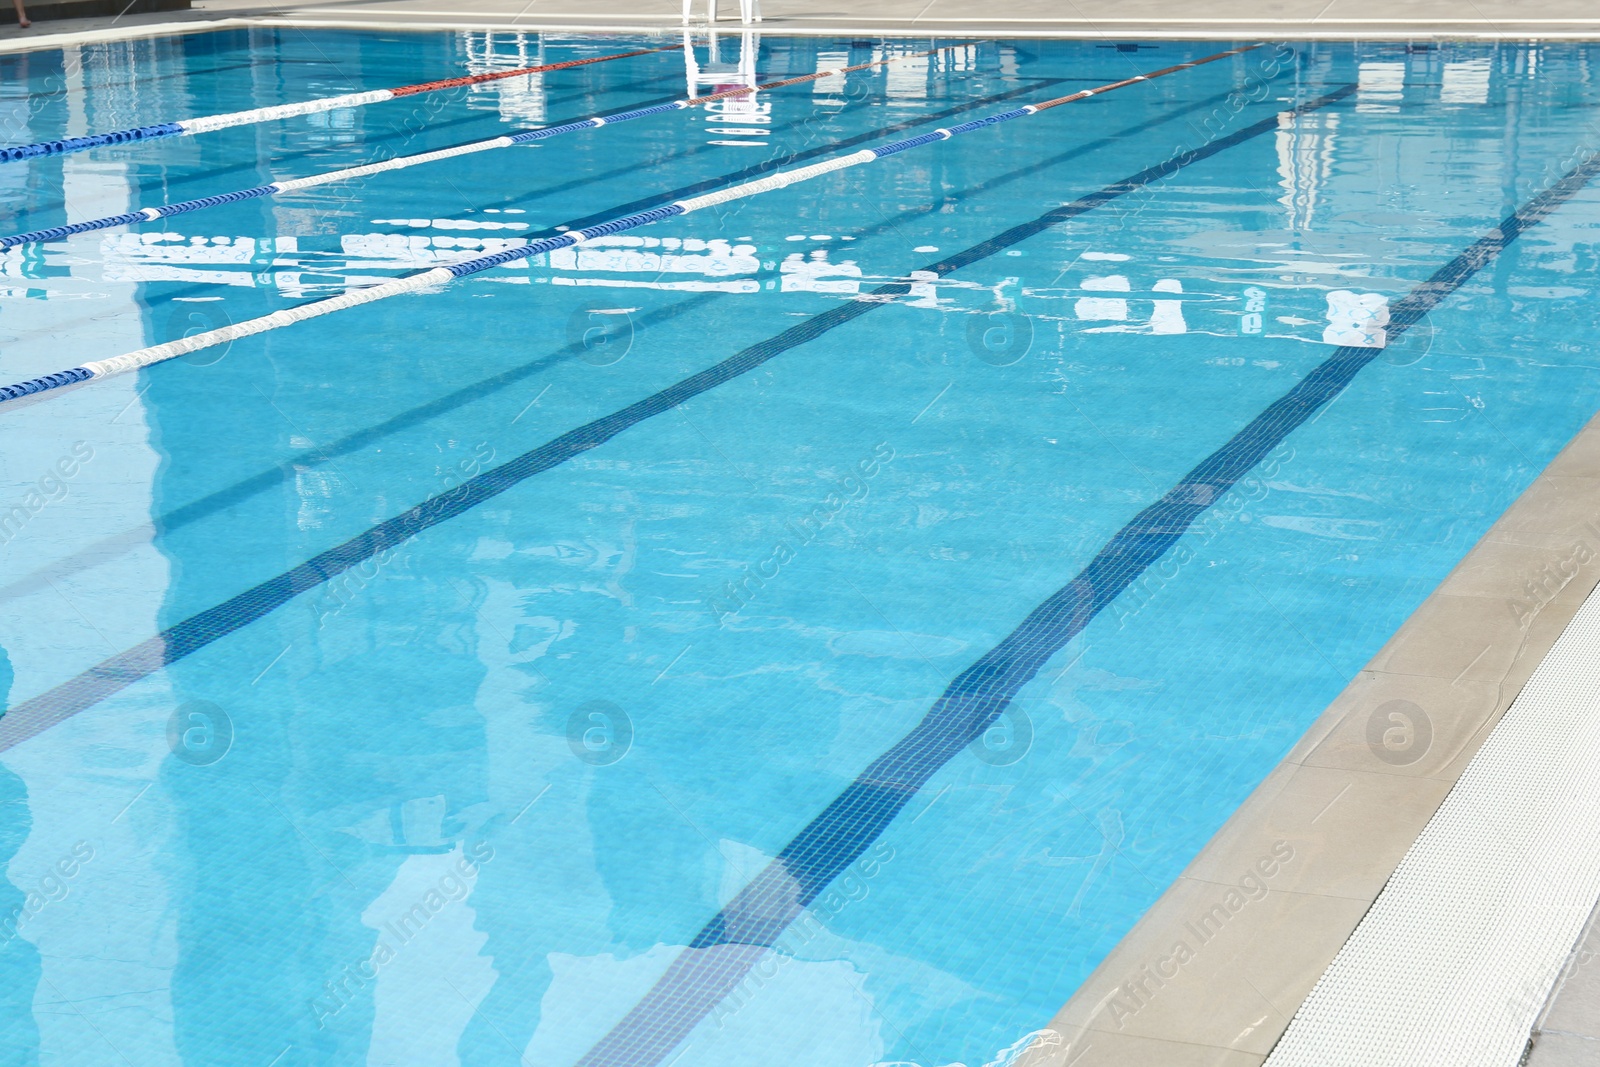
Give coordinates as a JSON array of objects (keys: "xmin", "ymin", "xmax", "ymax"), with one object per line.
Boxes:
[
  {"xmin": 0, "ymin": 16, "xmax": 248, "ymax": 52},
  {"xmin": 8, "ymin": 12, "xmax": 1600, "ymax": 53},
  {"xmin": 1027, "ymin": 410, "xmax": 1600, "ymax": 1065}
]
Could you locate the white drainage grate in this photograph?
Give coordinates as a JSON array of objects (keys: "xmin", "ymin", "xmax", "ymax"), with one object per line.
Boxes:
[{"xmin": 1267, "ymin": 580, "xmax": 1600, "ymax": 1066}]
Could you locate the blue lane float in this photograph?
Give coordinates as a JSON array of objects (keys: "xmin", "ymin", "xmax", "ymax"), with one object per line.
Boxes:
[
  {"xmin": 0, "ymin": 47, "xmax": 674, "ymax": 165},
  {"xmin": 0, "ymin": 46, "xmax": 964, "ymax": 252},
  {"xmin": 0, "ymin": 122, "xmax": 186, "ymax": 163},
  {"xmin": 0, "ymin": 45, "xmax": 1259, "ymax": 406}
]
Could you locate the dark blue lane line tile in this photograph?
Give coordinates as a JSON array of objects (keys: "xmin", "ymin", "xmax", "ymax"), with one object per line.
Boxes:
[
  {"xmin": 571, "ymin": 121, "xmax": 1600, "ymax": 1067},
  {"xmin": 0, "ymin": 78, "xmax": 1356, "ymax": 754}
]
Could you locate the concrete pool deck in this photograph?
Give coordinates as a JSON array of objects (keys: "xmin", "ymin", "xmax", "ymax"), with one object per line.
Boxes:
[
  {"xmin": 6, "ymin": 0, "xmax": 1600, "ymax": 46},
  {"xmin": 4, "ymin": 7, "xmax": 1600, "ymax": 1064}
]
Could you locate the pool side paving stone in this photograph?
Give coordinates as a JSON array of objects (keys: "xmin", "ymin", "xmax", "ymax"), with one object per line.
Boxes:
[{"xmin": 8, "ymin": 0, "xmax": 1600, "ymax": 44}]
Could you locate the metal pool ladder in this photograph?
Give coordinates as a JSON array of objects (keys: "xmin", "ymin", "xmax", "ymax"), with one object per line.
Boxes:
[{"xmin": 682, "ymin": 0, "xmax": 761, "ymax": 25}]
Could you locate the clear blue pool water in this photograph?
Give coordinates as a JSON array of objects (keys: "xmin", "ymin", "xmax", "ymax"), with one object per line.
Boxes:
[{"xmin": 1, "ymin": 26, "xmax": 1600, "ymax": 1067}]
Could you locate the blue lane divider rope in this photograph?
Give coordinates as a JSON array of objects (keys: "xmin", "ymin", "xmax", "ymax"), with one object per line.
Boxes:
[
  {"xmin": 0, "ymin": 47, "xmax": 676, "ymax": 165},
  {"xmin": 0, "ymin": 45, "xmax": 1259, "ymax": 405},
  {"xmin": 0, "ymin": 122, "xmax": 186, "ymax": 163},
  {"xmin": 0, "ymin": 45, "xmax": 967, "ymax": 252}
]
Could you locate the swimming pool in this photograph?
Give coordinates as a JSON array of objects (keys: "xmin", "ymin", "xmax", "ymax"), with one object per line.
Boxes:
[{"xmin": 1, "ymin": 26, "xmax": 1599, "ymax": 1066}]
